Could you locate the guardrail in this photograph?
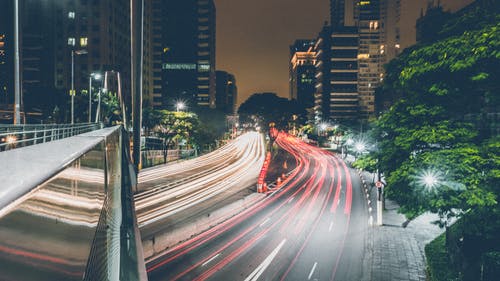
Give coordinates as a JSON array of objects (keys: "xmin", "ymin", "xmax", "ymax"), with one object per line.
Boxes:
[
  {"xmin": 141, "ymin": 149, "xmax": 197, "ymax": 168},
  {"xmin": 0, "ymin": 123, "xmax": 101, "ymax": 151},
  {"xmin": 0, "ymin": 125, "xmax": 147, "ymax": 281}
]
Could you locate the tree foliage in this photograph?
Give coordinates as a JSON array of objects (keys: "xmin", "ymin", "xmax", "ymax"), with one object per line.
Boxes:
[
  {"xmin": 238, "ymin": 93, "xmax": 306, "ymax": 130},
  {"xmin": 366, "ymin": 5, "xmax": 500, "ymax": 223}
]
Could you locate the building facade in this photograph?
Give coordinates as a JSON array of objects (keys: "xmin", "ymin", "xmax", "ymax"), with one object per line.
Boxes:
[
  {"xmin": 356, "ymin": 0, "xmax": 386, "ymax": 119},
  {"xmin": 0, "ymin": 0, "xmax": 132, "ymax": 123},
  {"xmin": 215, "ymin": 70, "xmax": 237, "ymax": 114},
  {"xmin": 330, "ymin": 26, "xmax": 359, "ymax": 121},
  {"xmin": 289, "ymin": 40, "xmax": 316, "ymax": 109},
  {"xmin": 314, "ymin": 1, "xmax": 360, "ymax": 123},
  {"xmin": 156, "ymin": 0, "xmax": 216, "ymax": 110}
]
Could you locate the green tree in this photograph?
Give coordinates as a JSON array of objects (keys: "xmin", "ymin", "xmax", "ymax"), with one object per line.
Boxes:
[
  {"xmin": 238, "ymin": 93, "xmax": 306, "ymax": 131},
  {"xmin": 363, "ymin": 8, "xmax": 500, "ymax": 221},
  {"xmin": 155, "ymin": 110, "xmax": 199, "ymax": 149}
]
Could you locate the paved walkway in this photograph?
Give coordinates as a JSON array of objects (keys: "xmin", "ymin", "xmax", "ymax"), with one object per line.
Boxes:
[{"xmin": 356, "ymin": 170, "xmax": 445, "ymax": 281}]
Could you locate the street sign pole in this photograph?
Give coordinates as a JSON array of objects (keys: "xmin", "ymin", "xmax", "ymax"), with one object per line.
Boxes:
[{"xmin": 376, "ymin": 171, "xmax": 384, "ymax": 226}]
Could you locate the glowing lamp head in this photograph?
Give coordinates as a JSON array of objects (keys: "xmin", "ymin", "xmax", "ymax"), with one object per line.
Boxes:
[
  {"xmin": 319, "ymin": 123, "xmax": 328, "ymax": 130},
  {"xmin": 176, "ymin": 102, "xmax": 186, "ymax": 111},
  {"xmin": 355, "ymin": 142, "xmax": 366, "ymax": 152},
  {"xmin": 6, "ymin": 135, "xmax": 17, "ymax": 144},
  {"xmin": 417, "ymin": 169, "xmax": 441, "ymax": 192},
  {"xmin": 92, "ymin": 73, "xmax": 102, "ymax": 80},
  {"xmin": 423, "ymin": 175, "xmax": 438, "ymax": 187}
]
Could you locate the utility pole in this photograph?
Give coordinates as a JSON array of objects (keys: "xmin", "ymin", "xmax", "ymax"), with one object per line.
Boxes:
[
  {"xmin": 14, "ymin": 0, "xmax": 21, "ymax": 124},
  {"xmin": 71, "ymin": 50, "xmax": 75, "ymax": 124},
  {"xmin": 376, "ymin": 168, "xmax": 384, "ymax": 226},
  {"xmin": 131, "ymin": 0, "xmax": 144, "ymax": 171}
]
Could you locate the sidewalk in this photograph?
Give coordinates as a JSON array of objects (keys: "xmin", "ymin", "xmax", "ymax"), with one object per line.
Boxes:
[{"xmin": 357, "ymin": 170, "xmax": 445, "ymax": 281}]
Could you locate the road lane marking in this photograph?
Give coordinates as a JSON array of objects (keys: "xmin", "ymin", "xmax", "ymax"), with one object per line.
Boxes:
[
  {"xmin": 202, "ymin": 253, "xmax": 220, "ymax": 267},
  {"xmin": 288, "ymin": 196, "xmax": 295, "ymax": 204},
  {"xmin": 308, "ymin": 262, "xmax": 318, "ymax": 280},
  {"xmin": 328, "ymin": 221, "xmax": 333, "ymax": 232},
  {"xmin": 244, "ymin": 239, "xmax": 287, "ymax": 281},
  {"xmin": 260, "ymin": 217, "xmax": 270, "ymax": 227}
]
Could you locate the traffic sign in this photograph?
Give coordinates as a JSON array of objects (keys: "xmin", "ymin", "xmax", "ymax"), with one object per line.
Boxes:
[{"xmin": 375, "ymin": 181, "xmax": 383, "ymax": 188}]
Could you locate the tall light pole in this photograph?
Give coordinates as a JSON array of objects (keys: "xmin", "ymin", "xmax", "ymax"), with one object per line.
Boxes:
[
  {"xmin": 14, "ymin": 0, "xmax": 21, "ymax": 124},
  {"xmin": 70, "ymin": 50, "xmax": 74, "ymax": 124},
  {"xmin": 70, "ymin": 49, "xmax": 87, "ymax": 124},
  {"xmin": 131, "ymin": 0, "xmax": 144, "ymax": 171}
]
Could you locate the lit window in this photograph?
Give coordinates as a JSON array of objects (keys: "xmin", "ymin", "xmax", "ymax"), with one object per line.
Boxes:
[
  {"xmin": 80, "ymin": 37, "xmax": 88, "ymax": 47},
  {"xmin": 67, "ymin": 37, "xmax": 76, "ymax": 46},
  {"xmin": 68, "ymin": 11, "xmax": 75, "ymax": 19}
]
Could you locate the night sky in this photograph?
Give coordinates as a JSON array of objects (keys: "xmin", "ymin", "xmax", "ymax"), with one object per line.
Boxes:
[{"xmin": 215, "ymin": 0, "xmax": 474, "ymax": 107}]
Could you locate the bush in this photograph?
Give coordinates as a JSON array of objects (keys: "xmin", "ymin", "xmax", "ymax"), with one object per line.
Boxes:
[{"xmin": 425, "ymin": 233, "xmax": 461, "ymax": 281}]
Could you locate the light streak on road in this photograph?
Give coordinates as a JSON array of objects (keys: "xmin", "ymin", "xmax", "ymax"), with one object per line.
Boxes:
[
  {"xmin": 135, "ymin": 132, "xmax": 266, "ymax": 227},
  {"xmin": 146, "ymin": 132, "xmax": 367, "ymax": 281}
]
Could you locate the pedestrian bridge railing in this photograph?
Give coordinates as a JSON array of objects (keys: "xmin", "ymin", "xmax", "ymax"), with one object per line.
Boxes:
[
  {"xmin": 0, "ymin": 125, "xmax": 147, "ymax": 281},
  {"xmin": 0, "ymin": 123, "xmax": 102, "ymax": 151}
]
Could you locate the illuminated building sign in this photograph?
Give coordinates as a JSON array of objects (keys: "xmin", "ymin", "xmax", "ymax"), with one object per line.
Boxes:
[
  {"xmin": 198, "ymin": 64, "xmax": 210, "ymax": 71},
  {"xmin": 162, "ymin": 63, "xmax": 197, "ymax": 70}
]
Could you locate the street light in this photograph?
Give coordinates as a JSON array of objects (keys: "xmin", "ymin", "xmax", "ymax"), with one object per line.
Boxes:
[
  {"xmin": 319, "ymin": 123, "xmax": 328, "ymax": 131},
  {"xmin": 88, "ymin": 73, "xmax": 102, "ymax": 123},
  {"xmin": 14, "ymin": 0, "xmax": 21, "ymax": 124},
  {"xmin": 418, "ymin": 169, "xmax": 441, "ymax": 192},
  {"xmin": 355, "ymin": 141, "xmax": 366, "ymax": 154},
  {"xmin": 176, "ymin": 101, "xmax": 186, "ymax": 112},
  {"xmin": 70, "ymin": 49, "xmax": 87, "ymax": 124}
]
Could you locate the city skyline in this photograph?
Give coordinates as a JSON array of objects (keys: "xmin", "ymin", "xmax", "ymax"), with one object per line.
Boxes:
[{"xmin": 215, "ymin": 0, "xmax": 474, "ymax": 106}]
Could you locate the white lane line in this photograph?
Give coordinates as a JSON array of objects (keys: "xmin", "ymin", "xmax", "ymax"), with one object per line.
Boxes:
[
  {"xmin": 288, "ymin": 196, "xmax": 295, "ymax": 204},
  {"xmin": 202, "ymin": 253, "xmax": 220, "ymax": 267},
  {"xmin": 328, "ymin": 221, "xmax": 334, "ymax": 232},
  {"xmin": 244, "ymin": 239, "xmax": 287, "ymax": 281},
  {"xmin": 308, "ymin": 262, "xmax": 318, "ymax": 280},
  {"xmin": 260, "ymin": 217, "xmax": 271, "ymax": 227}
]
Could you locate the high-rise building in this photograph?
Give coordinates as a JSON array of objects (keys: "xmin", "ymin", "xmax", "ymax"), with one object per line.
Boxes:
[
  {"xmin": 356, "ymin": 0, "xmax": 386, "ymax": 119},
  {"xmin": 289, "ymin": 40, "xmax": 316, "ymax": 109},
  {"xmin": 56, "ymin": 0, "xmax": 131, "ymax": 121},
  {"xmin": 313, "ymin": 25, "xmax": 332, "ymax": 124},
  {"xmin": 330, "ymin": 27, "xmax": 359, "ymax": 120},
  {"xmin": 215, "ymin": 70, "xmax": 237, "ymax": 114},
  {"xmin": 314, "ymin": 2, "xmax": 360, "ymax": 123},
  {"xmin": 0, "ymin": 0, "xmax": 131, "ymax": 122},
  {"xmin": 156, "ymin": 0, "xmax": 216, "ymax": 110}
]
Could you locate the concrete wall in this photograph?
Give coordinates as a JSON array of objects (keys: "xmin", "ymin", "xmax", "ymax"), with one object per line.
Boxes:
[{"xmin": 142, "ymin": 193, "xmax": 265, "ymax": 261}]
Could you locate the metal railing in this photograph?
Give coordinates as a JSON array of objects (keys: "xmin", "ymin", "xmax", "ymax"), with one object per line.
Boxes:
[
  {"xmin": 0, "ymin": 126, "xmax": 147, "ymax": 280},
  {"xmin": 0, "ymin": 123, "xmax": 101, "ymax": 151},
  {"xmin": 141, "ymin": 149, "xmax": 197, "ymax": 168}
]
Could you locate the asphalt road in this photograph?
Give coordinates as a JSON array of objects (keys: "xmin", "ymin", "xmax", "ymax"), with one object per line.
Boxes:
[
  {"xmin": 146, "ymin": 133, "xmax": 369, "ymax": 281},
  {"xmin": 135, "ymin": 131, "xmax": 266, "ymax": 239}
]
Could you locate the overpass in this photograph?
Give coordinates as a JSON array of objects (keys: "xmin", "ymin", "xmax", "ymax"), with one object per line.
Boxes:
[
  {"xmin": 0, "ymin": 124, "xmax": 147, "ymax": 281},
  {"xmin": 0, "ymin": 124, "xmax": 266, "ymax": 281}
]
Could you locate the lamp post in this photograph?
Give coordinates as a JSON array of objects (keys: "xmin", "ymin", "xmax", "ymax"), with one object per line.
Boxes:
[
  {"xmin": 70, "ymin": 49, "xmax": 87, "ymax": 124},
  {"xmin": 14, "ymin": 0, "xmax": 21, "ymax": 124},
  {"xmin": 88, "ymin": 73, "xmax": 102, "ymax": 123},
  {"xmin": 375, "ymin": 166, "xmax": 385, "ymax": 226}
]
